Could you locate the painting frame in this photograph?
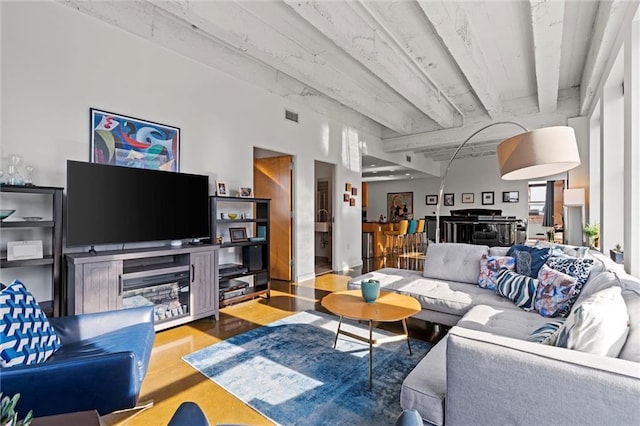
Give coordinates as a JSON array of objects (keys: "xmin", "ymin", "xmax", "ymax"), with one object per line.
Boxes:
[
  {"xmin": 239, "ymin": 187, "xmax": 253, "ymax": 198},
  {"xmin": 90, "ymin": 108, "xmax": 180, "ymax": 171},
  {"xmin": 350, "ymin": 197, "xmax": 356, "ymax": 207},
  {"xmin": 502, "ymin": 191, "xmax": 519, "ymax": 203},
  {"xmin": 482, "ymin": 191, "xmax": 495, "ymax": 205},
  {"xmin": 426, "ymin": 195, "xmax": 438, "ymax": 205},
  {"xmin": 344, "ymin": 193, "xmax": 350, "ymax": 202},
  {"xmin": 387, "ymin": 192, "xmax": 413, "ymax": 221},
  {"xmin": 229, "ymin": 227, "xmax": 248, "ymax": 243},
  {"xmin": 462, "ymin": 193, "xmax": 474, "ymax": 203},
  {"xmin": 216, "ymin": 182, "xmax": 229, "ymax": 197},
  {"xmin": 444, "ymin": 193, "xmax": 455, "ymax": 206}
]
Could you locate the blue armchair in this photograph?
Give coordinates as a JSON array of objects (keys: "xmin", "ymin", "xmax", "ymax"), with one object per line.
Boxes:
[{"xmin": 1, "ymin": 305, "xmax": 155, "ymax": 417}]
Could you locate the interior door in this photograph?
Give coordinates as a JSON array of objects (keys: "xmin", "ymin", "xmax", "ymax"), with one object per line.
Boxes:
[{"xmin": 254, "ymin": 155, "xmax": 292, "ymax": 281}]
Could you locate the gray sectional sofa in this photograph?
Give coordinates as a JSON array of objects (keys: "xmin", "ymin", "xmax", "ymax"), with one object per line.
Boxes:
[{"xmin": 348, "ymin": 242, "xmax": 640, "ymax": 425}]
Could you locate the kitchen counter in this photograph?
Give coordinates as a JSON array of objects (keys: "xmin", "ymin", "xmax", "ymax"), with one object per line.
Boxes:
[{"xmin": 362, "ymin": 222, "xmax": 394, "ymax": 257}]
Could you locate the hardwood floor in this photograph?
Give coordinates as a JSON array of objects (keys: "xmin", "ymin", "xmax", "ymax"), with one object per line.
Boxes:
[{"xmin": 103, "ymin": 254, "xmax": 441, "ymax": 425}]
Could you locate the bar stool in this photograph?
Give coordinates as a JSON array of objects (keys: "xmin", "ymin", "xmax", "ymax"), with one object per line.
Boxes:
[
  {"xmin": 412, "ymin": 219, "xmax": 425, "ymax": 253},
  {"xmin": 384, "ymin": 220, "xmax": 409, "ymax": 255},
  {"xmin": 403, "ymin": 219, "xmax": 418, "ymax": 253}
]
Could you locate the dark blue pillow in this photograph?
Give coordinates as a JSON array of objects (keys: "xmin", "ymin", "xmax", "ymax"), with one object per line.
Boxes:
[{"xmin": 507, "ymin": 244, "xmax": 550, "ymax": 278}]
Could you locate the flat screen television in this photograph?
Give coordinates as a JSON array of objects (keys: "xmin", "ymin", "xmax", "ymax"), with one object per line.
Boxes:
[{"xmin": 66, "ymin": 160, "xmax": 209, "ymax": 247}]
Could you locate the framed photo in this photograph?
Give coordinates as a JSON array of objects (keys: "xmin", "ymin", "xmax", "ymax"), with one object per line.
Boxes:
[
  {"xmin": 229, "ymin": 227, "xmax": 248, "ymax": 243},
  {"xmin": 345, "ymin": 183, "xmax": 352, "ymax": 192},
  {"xmin": 350, "ymin": 197, "xmax": 356, "ymax": 206},
  {"xmin": 444, "ymin": 193, "xmax": 454, "ymax": 206},
  {"xmin": 239, "ymin": 187, "xmax": 253, "ymax": 198},
  {"xmin": 462, "ymin": 193, "xmax": 474, "ymax": 203},
  {"xmin": 502, "ymin": 191, "xmax": 519, "ymax": 203},
  {"xmin": 482, "ymin": 191, "xmax": 495, "ymax": 205},
  {"xmin": 387, "ymin": 192, "xmax": 413, "ymax": 220},
  {"xmin": 90, "ymin": 108, "xmax": 180, "ymax": 171},
  {"xmin": 344, "ymin": 193, "xmax": 350, "ymax": 202},
  {"xmin": 351, "ymin": 187, "xmax": 358, "ymax": 196},
  {"xmin": 216, "ymin": 182, "xmax": 228, "ymax": 196},
  {"xmin": 426, "ymin": 195, "xmax": 438, "ymax": 205}
]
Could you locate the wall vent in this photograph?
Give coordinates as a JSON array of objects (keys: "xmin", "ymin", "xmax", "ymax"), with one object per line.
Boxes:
[
  {"xmin": 406, "ymin": 155, "xmax": 412, "ymax": 163},
  {"xmin": 285, "ymin": 110, "xmax": 299, "ymax": 123}
]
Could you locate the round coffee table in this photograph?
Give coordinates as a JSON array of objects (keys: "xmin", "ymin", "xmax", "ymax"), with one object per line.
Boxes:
[{"xmin": 321, "ymin": 290, "xmax": 421, "ymax": 389}]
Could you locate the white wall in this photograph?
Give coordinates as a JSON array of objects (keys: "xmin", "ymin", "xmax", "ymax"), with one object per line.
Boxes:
[
  {"xmin": 366, "ymin": 155, "xmax": 529, "ymax": 223},
  {"xmin": 0, "ymin": 1, "xmax": 369, "ymax": 295}
]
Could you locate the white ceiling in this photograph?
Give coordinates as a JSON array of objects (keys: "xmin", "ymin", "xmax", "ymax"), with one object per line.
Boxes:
[{"xmin": 64, "ymin": 0, "xmax": 638, "ymax": 181}]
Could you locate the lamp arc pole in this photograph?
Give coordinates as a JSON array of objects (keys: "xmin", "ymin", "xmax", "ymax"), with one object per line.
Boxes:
[{"xmin": 434, "ymin": 121, "xmax": 529, "ymax": 243}]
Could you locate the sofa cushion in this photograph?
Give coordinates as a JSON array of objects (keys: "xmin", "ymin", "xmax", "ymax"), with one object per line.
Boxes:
[
  {"xmin": 455, "ymin": 305, "xmax": 550, "ymax": 340},
  {"xmin": 496, "ymin": 269, "xmax": 538, "ymax": 311},
  {"xmin": 401, "ymin": 338, "xmax": 447, "ymax": 425},
  {"xmin": 556, "ymin": 286, "xmax": 629, "ymax": 357},
  {"xmin": 0, "ymin": 280, "xmax": 62, "ymax": 367},
  {"xmin": 527, "ymin": 320, "xmax": 564, "ymax": 344},
  {"xmin": 423, "ymin": 243, "xmax": 489, "ymax": 284},
  {"xmin": 534, "ymin": 264, "xmax": 579, "ymax": 318},
  {"xmin": 347, "ymin": 268, "xmax": 423, "ymax": 291},
  {"xmin": 478, "ymin": 255, "xmax": 515, "ymax": 291},
  {"xmin": 507, "ymin": 244, "xmax": 550, "ymax": 277}
]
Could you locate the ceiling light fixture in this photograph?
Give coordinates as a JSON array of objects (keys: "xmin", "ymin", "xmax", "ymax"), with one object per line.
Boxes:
[{"xmin": 435, "ymin": 122, "xmax": 580, "ymax": 243}]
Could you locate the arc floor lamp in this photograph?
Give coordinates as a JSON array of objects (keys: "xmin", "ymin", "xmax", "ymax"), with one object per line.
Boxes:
[{"xmin": 434, "ymin": 122, "xmax": 581, "ymax": 243}]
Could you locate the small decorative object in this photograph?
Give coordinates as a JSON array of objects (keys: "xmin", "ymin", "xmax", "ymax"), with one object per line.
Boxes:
[
  {"xmin": 344, "ymin": 193, "xmax": 350, "ymax": 202},
  {"xmin": 361, "ymin": 279, "xmax": 380, "ymax": 303},
  {"xmin": 482, "ymin": 191, "xmax": 494, "ymax": 205},
  {"xmin": 229, "ymin": 227, "xmax": 248, "ymax": 242},
  {"xmin": 351, "ymin": 187, "xmax": 358, "ymax": 196},
  {"xmin": 7, "ymin": 241, "xmax": 43, "ymax": 261},
  {"xmin": 0, "ymin": 210, "xmax": 16, "ymax": 221},
  {"xmin": 0, "ymin": 392, "xmax": 33, "ymax": 426},
  {"xmin": 227, "ymin": 213, "xmax": 238, "ymax": 220},
  {"xmin": 239, "ymin": 187, "xmax": 253, "ymax": 198},
  {"xmin": 215, "ymin": 236, "xmax": 223, "ymax": 244},
  {"xmin": 6, "ymin": 154, "xmax": 24, "ymax": 185},
  {"xmin": 610, "ymin": 244, "xmax": 624, "ymax": 264},
  {"xmin": 462, "ymin": 193, "xmax": 474, "ymax": 203},
  {"xmin": 220, "ymin": 212, "xmax": 226, "ymax": 220},
  {"xmin": 345, "ymin": 183, "xmax": 352, "ymax": 192},
  {"xmin": 444, "ymin": 193, "xmax": 454, "ymax": 206},
  {"xmin": 90, "ymin": 108, "xmax": 180, "ymax": 171},
  {"xmin": 583, "ymin": 223, "xmax": 600, "ymax": 248},
  {"xmin": 502, "ymin": 191, "xmax": 519, "ymax": 203},
  {"xmin": 24, "ymin": 165, "xmax": 34, "ymax": 186},
  {"xmin": 426, "ymin": 195, "xmax": 438, "ymax": 205},
  {"xmin": 350, "ymin": 197, "xmax": 356, "ymax": 206},
  {"xmin": 216, "ymin": 182, "xmax": 228, "ymax": 196}
]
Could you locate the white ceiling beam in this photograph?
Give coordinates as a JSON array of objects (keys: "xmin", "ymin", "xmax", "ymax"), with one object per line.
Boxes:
[
  {"xmin": 418, "ymin": 1, "xmax": 502, "ymax": 119},
  {"xmin": 283, "ymin": 0, "xmax": 459, "ymax": 129},
  {"xmin": 530, "ymin": 0, "xmax": 564, "ymax": 113},
  {"xmin": 428, "ymin": 150, "xmax": 497, "ymax": 163},
  {"xmin": 383, "ymin": 88, "xmax": 579, "ymax": 153},
  {"xmin": 580, "ymin": 0, "xmax": 639, "ymax": 116},
  {"xmin": 153, "ymin": 1, "xmax": 413, "ymax": 134}
]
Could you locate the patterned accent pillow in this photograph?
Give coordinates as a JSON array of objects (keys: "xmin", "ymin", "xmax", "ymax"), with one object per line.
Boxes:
[
  {"xmin": 0, "ymin": 280, "xmax": 62, "ymax": 367},
  {"xmin": 496, "ymin": 268, "xmax": 539, "ymax": 311},
  {"xmin": 534, "ymin": 264, "xmax": 579, "ymax": 317},
  {"xmin": 507, "ymin": 245, "xmax": 550, "ymax": 278},
  {"xmin": 527, "ymin": 320, "xmax": 565, "ymax": 344},
  {"xmin": 478, "ymin": 255, "xmax": 516, "ymax": 291},
  {"xmin": 545, "ymin": 255, "xmax": 595, "ymax": 316}
]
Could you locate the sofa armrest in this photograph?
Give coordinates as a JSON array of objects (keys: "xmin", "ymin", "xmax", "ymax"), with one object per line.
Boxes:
[
  {"xmin": 49, "ymin": 305, "xmax": 154, "ymax": 344},
  {"xmin": 2, "ymin": 352, "xmax": 140, "ymax": 417},
  {"xmin": 445, "ymin": 327, "xmax": 640, "ymax": 426}
]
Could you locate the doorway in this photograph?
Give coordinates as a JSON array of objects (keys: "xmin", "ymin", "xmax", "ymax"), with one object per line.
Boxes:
[
  {"xmin": 314, "ymin": 161, "xmax": 334, "ymax": 276},
  {"xmin": 254, "ymin": 149, "xmax": 294, "ymax": 281}
]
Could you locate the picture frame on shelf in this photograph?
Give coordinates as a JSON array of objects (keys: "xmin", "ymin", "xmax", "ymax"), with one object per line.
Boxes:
[
  {"xmin": 426, "ymin": 194, "xmax": 438, "ymax": 205},
  {"xmin": 229, "ymin": 227, "xmax": 248, "ymax": 243},
  {"xmin": 239, "ymin": 186, "xmax": 253, "ymax": 198},
  {"xmin": 90, "ymin": 108, "xmax": 180, "ymax": 171},
  {"xmin": 444, "ymin": 193, "xmax": 454, "ymax": 206},
  {"xmin": 482, "ymin": 191, "xmax": 495, "ymax": 205},
  {"xmin": 462, "ymin": 193, "xmax": 474, "ymax": 203},
  {"xmin": 502, "ymin": 191, "xmax": 519, "ymax": 203},
  {"xmin": 216, "ymin": 182, "xmax": 228, "ymax": 197}
]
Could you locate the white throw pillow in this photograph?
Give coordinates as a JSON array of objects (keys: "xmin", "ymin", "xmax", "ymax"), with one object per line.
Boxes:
[{"xmin": 555, "ymin": 286, "xmax": 630, "ymax": 357}]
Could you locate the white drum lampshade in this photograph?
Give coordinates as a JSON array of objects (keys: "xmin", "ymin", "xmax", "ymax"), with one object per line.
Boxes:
[{"xmin": 564, "ymin": 188, "xmax": 585, "ymax": 206}]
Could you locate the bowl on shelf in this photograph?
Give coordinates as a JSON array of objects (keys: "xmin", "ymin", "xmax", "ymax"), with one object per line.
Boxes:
[
  {"xmin": 227, "ymin": 213, "xmax": 238, "ymax": 220},
  {"xmin": 0, "ymin": 209, "xmax": 16, "ymax": 221}
]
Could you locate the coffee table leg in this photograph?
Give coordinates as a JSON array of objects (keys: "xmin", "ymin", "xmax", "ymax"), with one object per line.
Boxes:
[
  {"xmin": 333, "ymin": 315, "xmax": 343, "ymax": 349},
  {"xmin": 402, "ymin": 318, "xmax": 412, "ymax": 355},
  {"xmin": 369, "ymin": 320, "xmax": 373, "ymax": 390}
]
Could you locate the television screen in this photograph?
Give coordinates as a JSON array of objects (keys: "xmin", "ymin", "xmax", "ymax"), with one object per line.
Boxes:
[{"xmin": 66, "ymin": 160, "xmax": 209, "ymax": 247}]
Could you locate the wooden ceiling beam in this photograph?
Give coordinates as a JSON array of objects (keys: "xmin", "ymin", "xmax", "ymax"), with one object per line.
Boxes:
[{"xmin": 530, "ymin": 0, "xmax": 564, "ymax": 113}]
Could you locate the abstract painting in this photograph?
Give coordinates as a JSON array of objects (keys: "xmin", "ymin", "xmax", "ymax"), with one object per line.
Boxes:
[
  {"xmin": 90, "ymin": 108, "xmax": 180, "ymax": 171},
  {"xmin": 387, "ymin": 192, "xmax": 413, "ymax": 221}
]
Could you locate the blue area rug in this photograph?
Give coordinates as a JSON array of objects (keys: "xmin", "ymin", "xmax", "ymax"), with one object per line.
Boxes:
[{"xmin": 183, "ymin": 310, "xmax": 432, "ymax": 425}]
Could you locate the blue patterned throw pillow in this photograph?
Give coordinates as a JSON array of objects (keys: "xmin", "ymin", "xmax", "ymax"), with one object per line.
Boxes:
[
  {"xmin": 496, "ymin": 267, "xmax": 538, "ymax": 311},
  {"xmin": 0, "ymin": 280, "xmax": 61, "ymax": 367},
  {"xmin": 545, "ymin": 256, "xmax": 595, "ymax": 316},
  {"xmin": 507, "ymin": 244, "xmax": 550, "ymax": 278},
  {"xmin": 527, "ymin": 320, "xmax": 564, "ymax": 344}
]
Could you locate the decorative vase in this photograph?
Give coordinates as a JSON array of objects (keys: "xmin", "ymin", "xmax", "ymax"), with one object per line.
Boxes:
[{"xmin": 361, "ymin": 279, "xmax": 380, "ymax": 303}]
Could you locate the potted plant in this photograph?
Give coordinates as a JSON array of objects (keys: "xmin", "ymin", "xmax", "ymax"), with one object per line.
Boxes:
[
  {"xmin": 610, "ymin": 244, "xmax": 624, "ymax": 264},
  {"xmin": 583, "ymin": 223, "xmax": 600, "ymax": 248},
  {"xmin": 0, "ymin": 393, "xmax": 33, "ymax": 426}
]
